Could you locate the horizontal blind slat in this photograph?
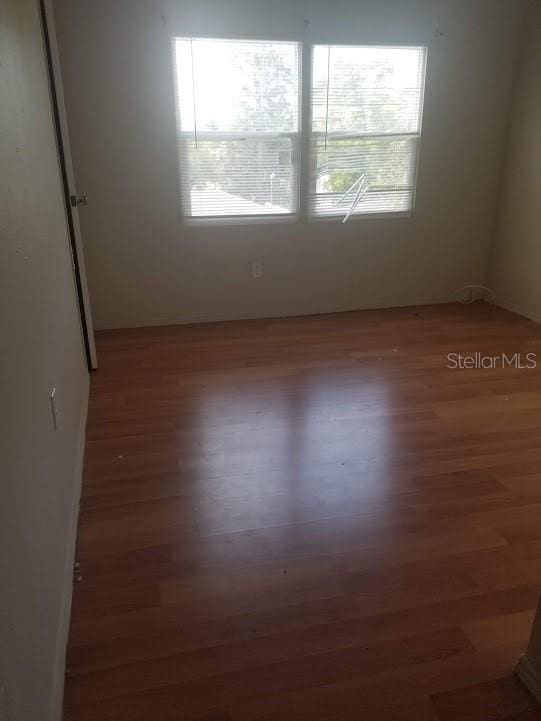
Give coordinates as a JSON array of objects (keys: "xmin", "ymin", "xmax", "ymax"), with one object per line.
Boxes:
[
  {"xmin": 174, "ymin": 38, "xmax": 300, "ymax": 218},
  {"xmin": 309, "ymin": 45, "xmax": 427, "ymax": 219}
]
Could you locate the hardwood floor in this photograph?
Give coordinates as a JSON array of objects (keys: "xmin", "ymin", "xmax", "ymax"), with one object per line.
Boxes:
[{"xmin": 64, "ymin": 303, "xmax": 541, "ymax": 720}]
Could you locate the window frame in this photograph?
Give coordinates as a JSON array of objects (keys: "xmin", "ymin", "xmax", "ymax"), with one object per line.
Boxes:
[
  {"xmin": 307, "ymin": 43, "xmax": 428, "ymax": 223},
  {"xmin": 173, "ymin": 37, "xmax": 303, "ymax": 225},
  {"xmin": 172, "ymin": 37, "xmax": 427, "ymax": 226}
]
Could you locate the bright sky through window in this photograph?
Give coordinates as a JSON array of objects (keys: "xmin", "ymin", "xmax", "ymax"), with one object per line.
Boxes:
[
  {"xmin": 173, "ymin": 39, "xmax": 426, "ymax": 222},
  {"xmin": 174, "ymin": 38, "xmax": 300, "ymax": 218}
]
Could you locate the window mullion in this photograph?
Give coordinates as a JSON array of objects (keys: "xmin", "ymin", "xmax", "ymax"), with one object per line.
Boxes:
[{"xmin": 298, "ymin": 41, "xmax": 312, "ymax": 223}]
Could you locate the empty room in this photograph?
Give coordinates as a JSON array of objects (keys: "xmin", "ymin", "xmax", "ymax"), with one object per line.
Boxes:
[{"xmin": 2, "ymin": 0, "xmax": 541, "ymax": 719}]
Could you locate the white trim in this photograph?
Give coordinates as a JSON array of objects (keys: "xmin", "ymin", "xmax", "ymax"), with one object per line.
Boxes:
[
  {"xmin": 411, "ymin": 46, "xmax": 428, "ymax": 213},
  {"xmin": 299, "ymin": 39, "xmax": 312, "ymax": 223},
  {"xmin": 308, "ymin": 210, "xmax": 412, "ymax": 222},
  {"xmin": 494, "ymin": 296, "xmax": 541, "ymax": 324},
  {"xmin": 516, "ymin": 654, "xmax": 541, "ymax": 704},
  {"xmin": 42, "ymin": 0, "xmax": 98, "ymax": 369},
  {"xmin": 183, "ymin": 213, "xmax": 297, "ymax": 227},
  {"xmin": 176, "ymin": 34, "xmax": 301, "ymax": 47},
  {"xmin": 92, "ymin": 296, "xmax": 455, "ymax": 330},
  {"xmin": 50, "ymin": 378, "xmax": 89, "ymax": 721}
]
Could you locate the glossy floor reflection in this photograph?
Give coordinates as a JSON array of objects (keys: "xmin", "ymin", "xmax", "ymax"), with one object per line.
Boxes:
[{"xmin": 65, "ymin": 304, "xmax": 541, "ymax": 720}]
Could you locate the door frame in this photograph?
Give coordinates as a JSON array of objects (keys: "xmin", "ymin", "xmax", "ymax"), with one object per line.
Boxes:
[{"xmin": 39, "ymin": 0, "xmax": 98, "ymax": 370}]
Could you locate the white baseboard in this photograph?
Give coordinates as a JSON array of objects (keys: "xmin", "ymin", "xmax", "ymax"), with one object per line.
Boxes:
[
  {"xmin": 50, "ymin": 377, "xmax": 89, "ymax": 721},
  {"xmin": 516, "ymin": 654, "xmax": 541, "ymax": 703},
  {"xmin": 495, "ymin": 296, "xmax": 541, "ymax": 324},
  {"xmin": 93, "ymin": 295, "xmax": 455, "ymax": 330}
]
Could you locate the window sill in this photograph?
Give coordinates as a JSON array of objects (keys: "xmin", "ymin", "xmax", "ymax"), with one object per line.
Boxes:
[
  {"xmin": 180, "ymin": 210, "xmax": 414, "ymax": 228},
  {"xmin": 182, "ymin": 214, "xmax": 298, "ymax": 227},
  {"xmin": 309, "ymin": 210, "xmax": 413, "ymax": 223}
]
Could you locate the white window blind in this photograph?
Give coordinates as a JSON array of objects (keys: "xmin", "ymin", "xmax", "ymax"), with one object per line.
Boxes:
[
  {"xmin": 174, "ymin": 38, "xmax": 300, "ymax": 219},
  {"xmin": 309, "ymin": 45, "xmax": 427, "ymax": 221}
]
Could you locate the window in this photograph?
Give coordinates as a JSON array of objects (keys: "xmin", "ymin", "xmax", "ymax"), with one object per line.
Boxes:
[
  {"xmin": 174, "ymin": 38, "xmax": 300, "ymax": 220},
  {"xmin": 173, "ymin": 39, "xmax": 427, "ymax": 224},
  {"xmin": 309, "ymin": 45, "xmax": 427, "ymax": 220}
]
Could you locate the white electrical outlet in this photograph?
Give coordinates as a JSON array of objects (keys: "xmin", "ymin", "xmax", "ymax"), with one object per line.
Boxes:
[
  {"xmin": 252, "ymin": 261, "xmax": 263, "ymax": 279},
  {"xmin": 50, "ymin": 387, "xmax": 58, "ymax": 431}
]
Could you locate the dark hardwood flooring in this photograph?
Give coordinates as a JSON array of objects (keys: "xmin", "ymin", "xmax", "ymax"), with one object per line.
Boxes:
[{"xmin": 64, "ymin": 303, "xmax": 541, "ymax": 720}]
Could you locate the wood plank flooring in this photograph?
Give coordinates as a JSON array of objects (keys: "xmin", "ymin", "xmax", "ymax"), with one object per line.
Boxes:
[{"xmin": 64, "ymin": 303, "xmax": 541, "ymax": 720}]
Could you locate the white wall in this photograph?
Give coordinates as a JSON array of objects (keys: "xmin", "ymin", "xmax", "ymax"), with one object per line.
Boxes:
[
  {"xmin": 52, "ymin": 0, "xmax": 526, "ymax": 329},
  {"xmin": 488, "ymin": 1, "xmax": 541, "ymax": 322},
  {"xmin": 0, "ymin": 0, "xmax": 89, "ymax": 719},
  {"xmin": 503, "ymin": 1, "xmax": 541, "ymax": 697}
]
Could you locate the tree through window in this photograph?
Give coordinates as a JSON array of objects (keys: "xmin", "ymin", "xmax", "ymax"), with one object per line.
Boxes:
[
  {"xmin": 309, "ymin": 45, "xmax": 427, "ymax": 220},
  {"xmin": 174, "ymin": 38, "xmax": 300, "ymax": 219},
  {"xmin": 173, "ymin": 39, "xmax": 426, "ymax": 223}
]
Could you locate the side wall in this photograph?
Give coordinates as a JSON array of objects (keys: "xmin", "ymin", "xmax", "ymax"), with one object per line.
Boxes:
[
  {"xmin": 493, "ymin": 5, "xmax": 541, "ymax": 695},
  {"xmin": 488, "ymin": 0, "xmax": 541, "ymax": 322},
  {"xmin": 52, "ymin": 0, "xmax": 525, "ymax": 329},
  {"xmin": 0, "ymin": 1, "xmax": 89, "ymax": 719}
]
